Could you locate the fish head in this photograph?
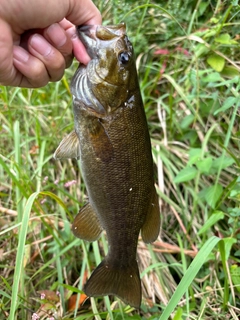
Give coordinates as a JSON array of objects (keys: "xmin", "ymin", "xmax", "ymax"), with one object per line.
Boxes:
[{"xmin": 73, "ymin": 23, "xmax": 137, "ymax": 115}]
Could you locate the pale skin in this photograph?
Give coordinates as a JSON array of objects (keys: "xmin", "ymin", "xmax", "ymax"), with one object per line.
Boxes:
[{"xmin": 0, "ymin": 0, "xmax": 101, "ymax": 87}]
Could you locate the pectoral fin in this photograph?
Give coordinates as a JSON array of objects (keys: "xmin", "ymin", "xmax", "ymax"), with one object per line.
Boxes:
[
  {"xmin": 141, "ymin": 187, "xmax": 160, "ymax": 243},
  {"xmin": 54, "ymin": 131, "xmax": 80, "ymax": 159},
  {"xmin": 72, "ymin": 203, "xmax": 103, "ymax": 241},
  {"xmin": 88, "ymin": 119, "xmax": 114, "ymax": 163}
]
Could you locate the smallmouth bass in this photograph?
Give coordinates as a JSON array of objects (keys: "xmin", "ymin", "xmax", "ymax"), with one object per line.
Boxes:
[{"xmin": 54, "ymin": 23, "xmax": 160, "ymax": 308}]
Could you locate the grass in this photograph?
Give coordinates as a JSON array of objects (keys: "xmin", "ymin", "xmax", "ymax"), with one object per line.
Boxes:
[{"xmin": 0, "ymin": 0, "xmax": 240, "ymax": 319}]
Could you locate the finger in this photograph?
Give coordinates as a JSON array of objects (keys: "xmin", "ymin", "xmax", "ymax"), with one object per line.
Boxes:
[
  {"xmin": 59, "ymin": 19, "xmax": 91, "ymax": 65},
  {"xmin": 12, "ymin": 34, "xmax": 66, "ymax": 87},
  {"xmin": 28, "ymin": 34, "xmax": 66, "ymax": 81},
  {"xmin": 67, "ymin": 0, "xmax": 102, "ymax": 26},
  {"xmin": 13, "ymin": 46, "xmax": 51, "ymax": 87},
  {"xmin": 0, "ymin": 19, "xmax": 15, "ymax": 85},
  {"xmin": 66, "ymin": 26, "xmax": 91, "ymax": 65},
  {"xmin": 43, "ymin": 23, "xmax": 73, "ymax": 68}
]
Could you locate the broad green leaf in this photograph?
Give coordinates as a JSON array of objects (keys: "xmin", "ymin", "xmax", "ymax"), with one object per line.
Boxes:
[
  {"xmin": 201, "ymin": 72, "xmax": 222, "ymax": 82},
  {"xmin": 193, "ymin": 43, "xmax": 209, "ymax": 58},
  {"xmin": 198, "ymin": 2, "xmax": 209, "ymax": 16},
  {"xmin": 214, "ymin": 96, "xmax": 237, "ymax": 114},
  {"xmin": 207, "ymin": 54, "xmax": 225, "ymax": 72},
  {"xmin": 196, "ymin": 157, "xmax": 213, "ymax": 174},
  {"xmin": 173, "ymin": 308, "xmax": 183, "ymax": 320},
  {"xmin": 223, "ymin": 237, "xmax": 237, "ymax": 260},
  {"xmin": 188, "ymin": 148, "xmax": 202, "ymax": 166},
  {"xmin": 198, "ymin": 211, "xmax": 225, "ymax": 235},
  {"xmin": 199, "ymin": 184, "xmax": 223, "ymax": 208},
  {"xmin": 174, "ymin": 167, "xmax": 198, "ymax": 183},
  {"xmin": 215, "ymin": 33, "xmax": 237, "ymax": 44},
  {"xmin": 230, "ymin": 265, "xmax": 240, "ymax": 293},
  {"xmin": 211, "ymin": 156, "xmax": 235, "ymax": 171},
  {"xmin": 180, "ymin": 114, "xmax": 195, "ymax": 129},
  {"xmin": 230, "ymin": 184, "xmax": 240, "ymax": 198},
  {"xmin": 221, "ymin": 66, "xmax": 240, "ymax": 78}
]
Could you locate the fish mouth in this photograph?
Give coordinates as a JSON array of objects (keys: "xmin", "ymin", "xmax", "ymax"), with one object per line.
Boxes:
[{"xmin": 76, "ymin": 23, "xmax": 126, "ymax": 58}]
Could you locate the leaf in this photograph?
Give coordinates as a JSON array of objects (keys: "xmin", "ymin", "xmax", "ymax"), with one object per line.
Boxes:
[
  {"xmin": 230, "ymin": 184, "xmax": 240, "ymax": 198},
  {"xmin": 174, "ymin": 167, "xmax": 198, "ymax": 183},
  {"xmin": 230, "ymin": 265, "xmax": 240, "ymax": 293},
  {"xmin": 196, "ymin": 157, "xmax": 213, "ymax": 174},
  {"xmin": 222, "ymin": 237, "xmax": 237, "ymax": 260},
  {"xmin": 198, "ymin": 2, "xmax": 209, "ymax": 16},
  {"xmin": 159, "ymin": 236, "xmax": 221, "ymax": 320},
  {"xmin": 68, "ymin": 293, "xmax": 88, "ymax": 312},
  {"xmin": 173, "ymin": 308, "xmax": 183, "ymax": 320},
  {"xmin": 201, "ymin": 72, "xmax": 222, "ymax": 83},
  {"xmin": 211, "ymin": 156, "xmax": 235, "ymax": 171},
  {"xmin": 207, "ymin": 54, "xmax": 225, "ymax": 72},
  {"xmin": 180, "ymin": 114, "xmax": 195, "ymax": 129},
  {"xmin": 214, "ymin": 96, "xmax": 238, "ymax": 114},
  {"xmin": 215, "ymin": 33, "xmax": 236, "ymax": 44},
  {"xmin": 9, "ymin": 192, "xmax": 40, "ymax": 320},
  {"xmin": 198, "ymin": 211, "xmax": 225, "ymax": 235},
  {"xmin": 188, "ymin": 148, "xmax": 202, "ymax": 166},
  {"xmin": 199, "ymin": 184, "xmax": 223, "ymax": 208},
  {"xmin": 221, "ymin": 66, "xmax": 240, "ymax": 78}
]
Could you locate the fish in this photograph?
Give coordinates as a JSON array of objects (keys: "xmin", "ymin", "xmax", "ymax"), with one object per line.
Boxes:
[{"xmin": 54, "ymin": 23, "xmax": 160, "ymax": 309}]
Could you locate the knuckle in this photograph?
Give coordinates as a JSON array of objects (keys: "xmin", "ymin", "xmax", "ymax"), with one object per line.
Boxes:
[
  {"xmin": 29, "ymin": 63, "xmax": 49, "ymax": 87},
  {"xmin": 51, "ymin": 53, "xmax": 65, "ymax": 70}
]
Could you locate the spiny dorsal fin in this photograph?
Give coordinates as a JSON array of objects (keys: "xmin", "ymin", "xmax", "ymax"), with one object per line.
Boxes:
[
  {"xmin": 53, "ymin": 131, "xmax": 80, "ymax": 159},
  {"xmin": 72, "ymin": 203, "xmax": 103, "ymax": 241},
  {"xmin": 84, "ymin": 257, "xmax": 141, "ymax": 308},
  {"xmin": 141, "ymin": 187, "xmax": 160, "ymax": 243}
]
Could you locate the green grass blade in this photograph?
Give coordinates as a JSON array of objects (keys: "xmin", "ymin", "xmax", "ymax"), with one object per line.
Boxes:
[
  {"xmin": 8, "ymin": 192, "xmax": 40, "ymax": 320},
  {"xmin": 159, "ymin": 236, "xmax": 221, "ymax": 320}
]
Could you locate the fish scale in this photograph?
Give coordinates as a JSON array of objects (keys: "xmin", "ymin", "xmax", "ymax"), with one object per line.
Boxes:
[{"xmin": 54, "ymin": 23, "xmax": 160, "ymax": 308}]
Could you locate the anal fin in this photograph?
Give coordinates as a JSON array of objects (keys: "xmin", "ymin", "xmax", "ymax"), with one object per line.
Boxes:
[
  {"xmin": 141, "ymin": 187, "xmax": 160, "ymax": 243},
  {"xmin": 72, "ymin": 203, "xmax": 103, "ymax": 241}
]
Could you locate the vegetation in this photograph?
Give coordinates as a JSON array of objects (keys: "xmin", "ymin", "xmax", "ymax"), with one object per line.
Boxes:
[{"xmin": 0, "ymin": 0, "xmax": 239, "ymax": 319}]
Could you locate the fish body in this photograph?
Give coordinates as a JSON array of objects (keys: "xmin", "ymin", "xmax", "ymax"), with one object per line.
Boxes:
[{"xmin": 54, "ymin": 23, "xmax": 160, "ymax": 308}]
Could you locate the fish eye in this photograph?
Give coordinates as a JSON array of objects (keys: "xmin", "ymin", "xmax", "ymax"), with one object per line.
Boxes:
[{"xmin": 118, "ymin": 51, "xmax": 130, "ymax": 64}]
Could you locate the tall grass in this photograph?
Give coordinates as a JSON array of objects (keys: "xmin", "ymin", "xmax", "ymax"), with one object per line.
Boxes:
[{"xmin": 0, "ymin": 0, "xmax": 239, "ymax": 319}]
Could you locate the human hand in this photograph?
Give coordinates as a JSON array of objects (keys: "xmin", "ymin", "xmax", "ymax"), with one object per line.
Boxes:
[{"xmin": 0, "ymin": 0, "xmax": 101, "ymax": 87}]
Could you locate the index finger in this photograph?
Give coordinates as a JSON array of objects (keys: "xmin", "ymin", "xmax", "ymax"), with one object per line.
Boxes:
[{"xmin": 65, "ymin": 0, "xmax": 102, "ymax": 64}]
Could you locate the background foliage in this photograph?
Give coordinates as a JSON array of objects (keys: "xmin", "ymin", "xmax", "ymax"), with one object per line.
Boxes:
[{"xmin": 0, "ymin": 0, "xmax": 239, "ymax": 319}]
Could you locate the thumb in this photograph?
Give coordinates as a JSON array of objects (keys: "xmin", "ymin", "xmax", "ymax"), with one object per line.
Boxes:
[
  {"xmin": 0, "ymin": 20, "xmax": 17, "ymax": 85},
  {"xmin": 66, "ymin": 0, "xmax": 102, "ymax": 26}
]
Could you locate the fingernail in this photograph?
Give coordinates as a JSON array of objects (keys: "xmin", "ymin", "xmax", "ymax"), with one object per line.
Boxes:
[
  {"xmin": 71, "ymin": 33, "xmax": 78, "ymax": 41},
  {"xmin": 66, "ymin": 26, "xmax": 77, "ymax": 39},
  {"xmin": 30, "ymin": 34, "xmax": 52, "ymax": 56},
  {"xmin": 47, "ymin": 23, "xmax": 67, "ymax": 47},
  {"xmin": 13, "ymin": 46, "xmax": 29, "ymax": 62}
]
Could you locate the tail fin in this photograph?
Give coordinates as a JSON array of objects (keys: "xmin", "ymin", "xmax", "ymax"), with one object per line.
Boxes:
[{"xmin": 84, "ymin": 258, "xmax": 141, "ymax": 308}]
